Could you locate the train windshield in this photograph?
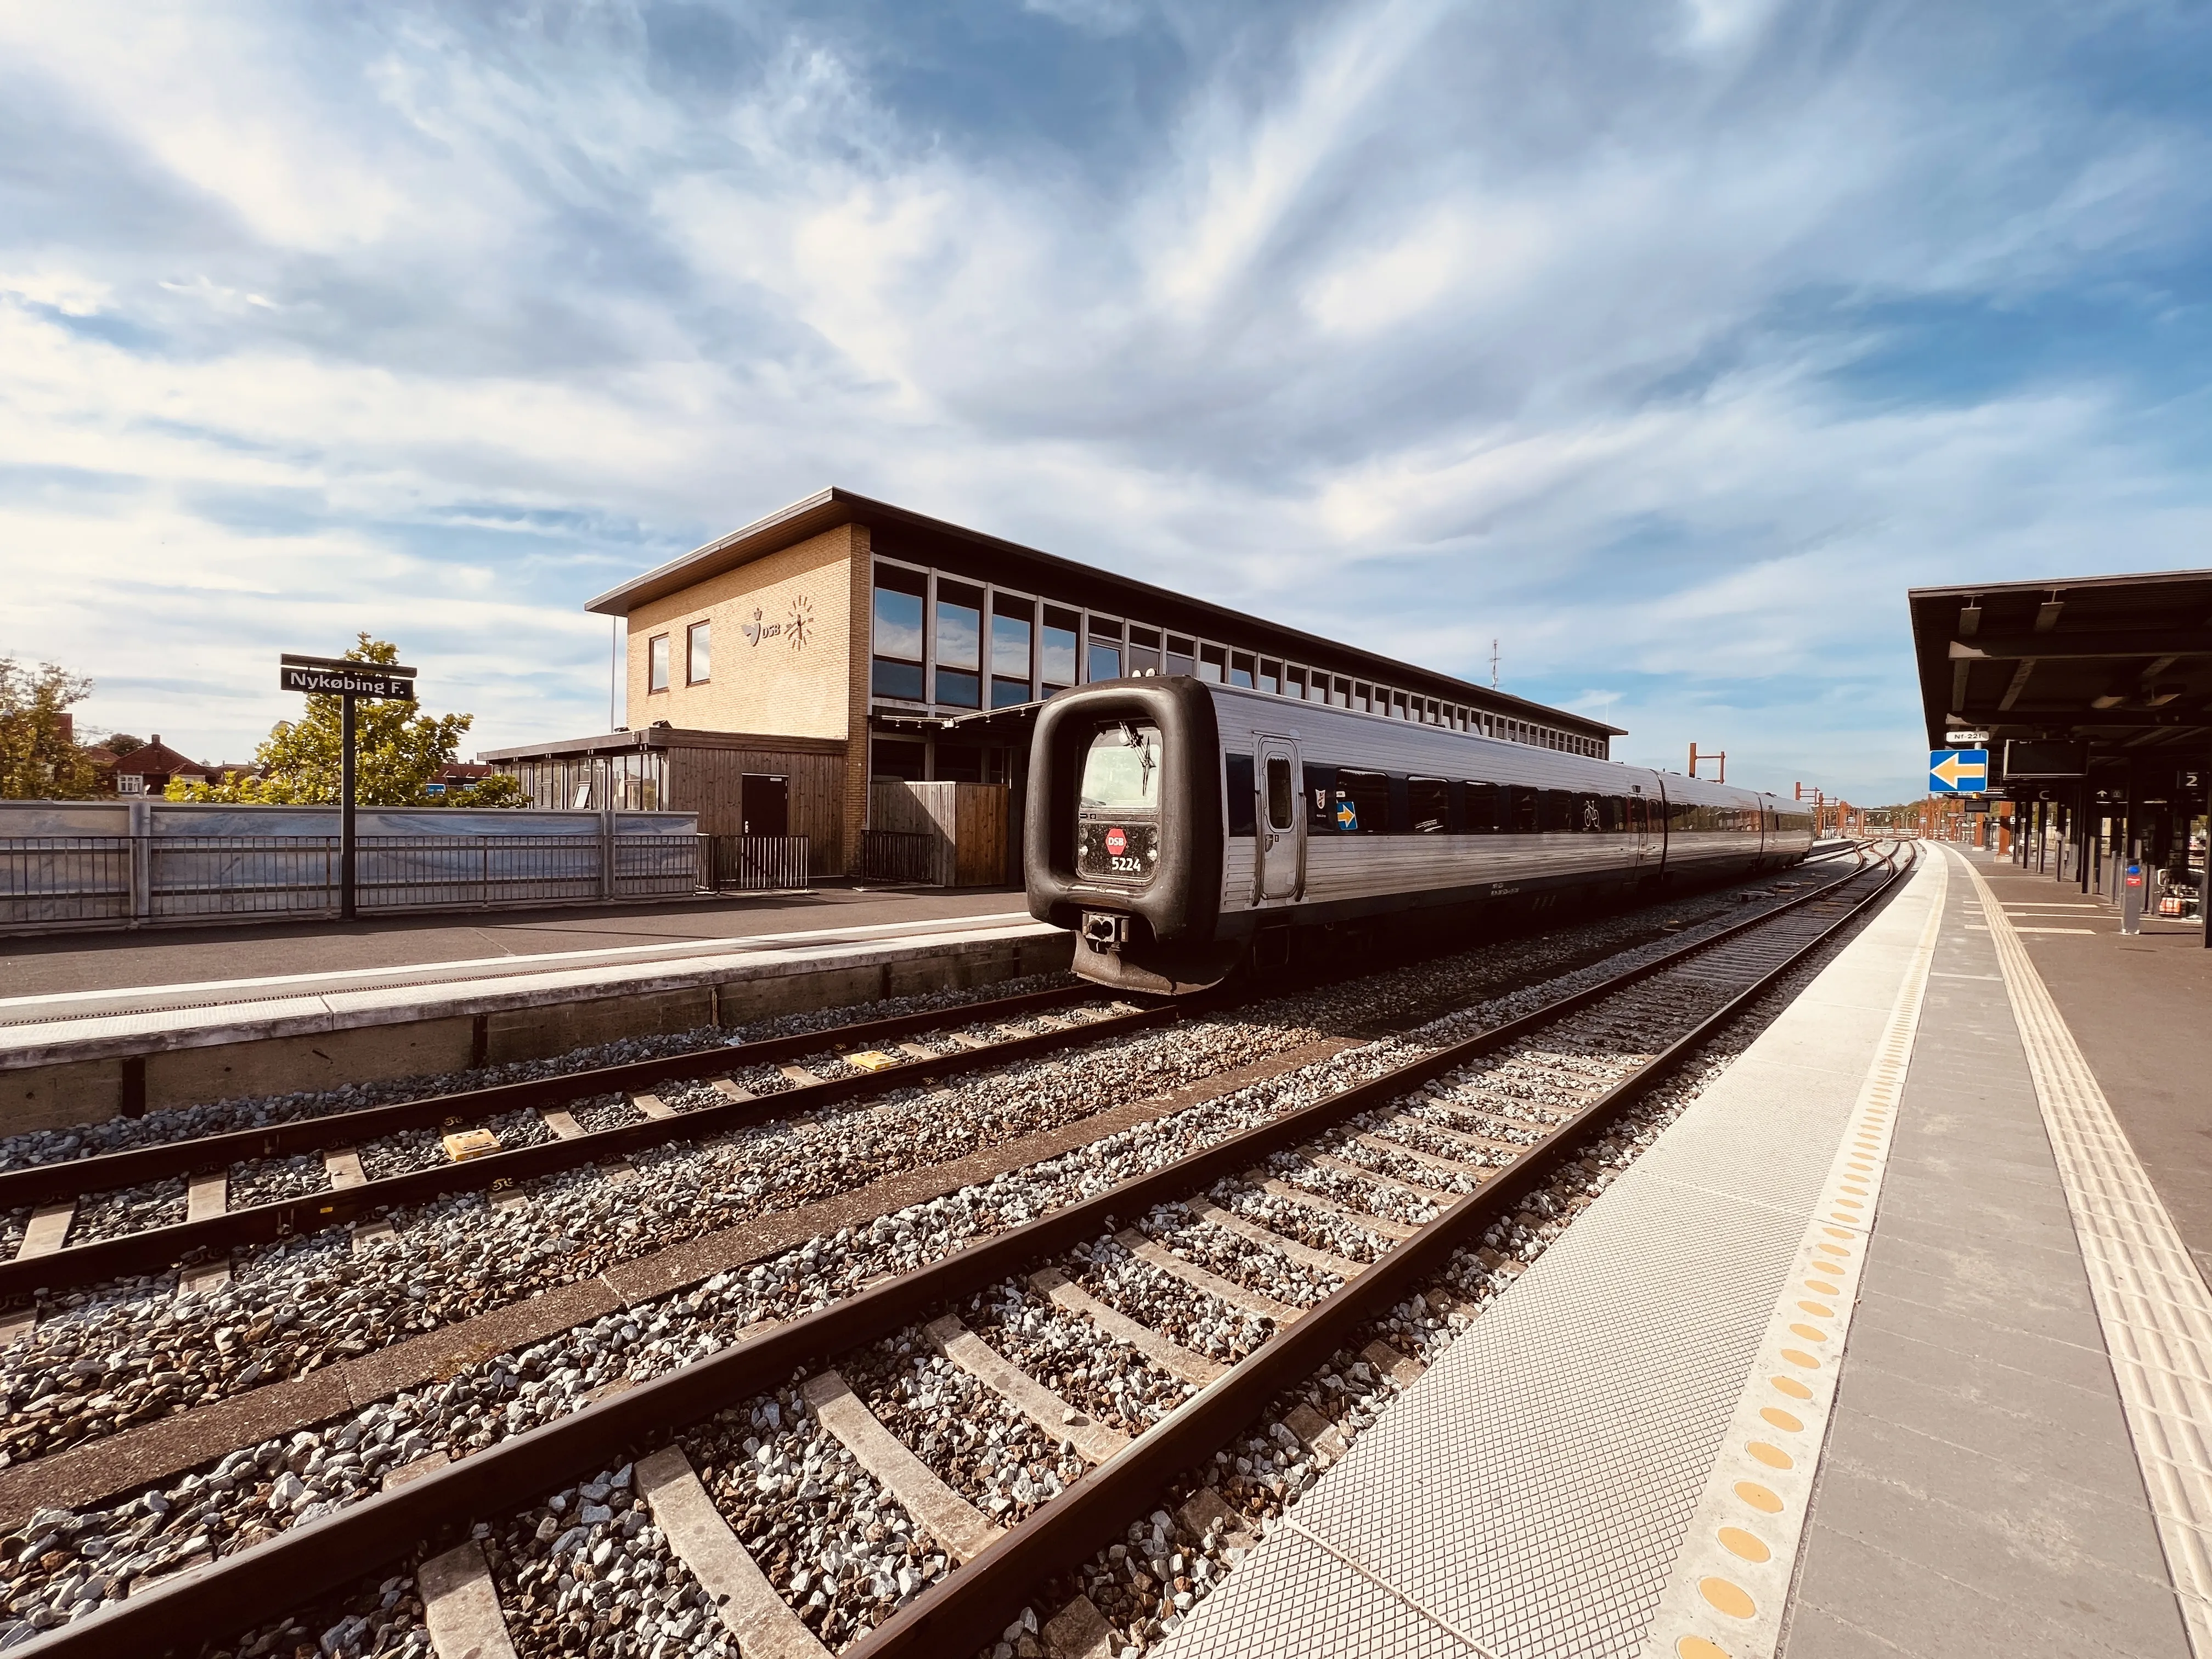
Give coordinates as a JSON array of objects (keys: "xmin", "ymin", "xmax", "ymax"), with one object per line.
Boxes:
[{"xmin": 1080, "ymin": 723, "xmax": 1161, "ymax": 811}]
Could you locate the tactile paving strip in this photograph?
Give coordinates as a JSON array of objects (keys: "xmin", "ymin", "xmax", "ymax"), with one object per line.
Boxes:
[
  {"xmin": 1161, "ymin": 853, "xmax": 1948, "ymax": 1659},
  {"xmin": 1962, "ymin": 852, "xmax": 2212, "ymax": 1653}
]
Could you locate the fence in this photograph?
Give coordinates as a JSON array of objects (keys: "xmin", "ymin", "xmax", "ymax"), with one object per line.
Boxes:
[
  {"xmin": 708, "ymin": 836, "xmax": 811, "ymax": 891},
  {"xmin": 0, "ymin": 832, "xmax": 707, "ymax": 932},
  {"xmin": 865, "ymin": 781, "xmax": 1013, "ymax": 887},
  {"xmin": 855, "ymin": 830, "xmax": 941, "ymax": 885}
]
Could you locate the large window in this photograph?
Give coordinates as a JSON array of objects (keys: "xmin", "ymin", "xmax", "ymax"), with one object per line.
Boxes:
[
  {"xmin": 1165, "ymin": 635, "xmax": 1195, "ymax": 677},
  {"xmin": 991, "ymin": 604, "xmax": 1033, "ymax": 708},
  {"xmin": 1088, "ymin": 616, "xmax": 1123, "ymax": 682},
  {"xmin": 1462, "ymin": 781, "xmax": 1502, "ymax": 832},
  {"xmin": 1042, "ymin": 606, "xmax": 1079, "ymax": 692},
  {"xmin": 1229, "ymin": 652, "xmax": 1255, "ymax": 689},
  {"xmin": 1407, "ymin": 778, "xmax": 1451, "ymax": 833},
  {"xmin": 1259, "ymin": 659, "xmax": 1282, "ymax": 696},
  {"xmin": 1198, "ymin": 644, "xmax": 1226, "ymax": 684},
  {"xmin": 871, "ymin": 738, "xmax": 926, "ymax": 781},
  {"xmin": 872, "ymin": 565, "xmax": 927, "ymax": 701},
  {"xmin": 1333, "ymin": 769, "xmax": 1390, "ymax": 834},
  {"xmin": 1128, "ymin": 625, "xmax": 1162, "ymax": 676},
  {"xmin": 648, "ymin": 633, "xmax": 671, "ymax": 693},
  {"xmin": 686, "ymin": 620, "xmax": 711, "ymax": 685},
  {"xmin": 934, "ymin": 580, "xmax": 983, "ymax": 708}
]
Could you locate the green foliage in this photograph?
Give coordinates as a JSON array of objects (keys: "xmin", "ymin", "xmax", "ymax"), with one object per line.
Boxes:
[
  {"xmin": 168, "ymin": 635, "xmax": 518, "ymax": 808},
  {"xmin": 0, "ymin": 658, "xmax": 103, "ymax": 800},
  {"xmin": 101, "ymin": 732, "xmax": 146, "ymax": 756},
  {"xmin": 447, "ymin": 772, "xmax": 529, "ymax": 809}
]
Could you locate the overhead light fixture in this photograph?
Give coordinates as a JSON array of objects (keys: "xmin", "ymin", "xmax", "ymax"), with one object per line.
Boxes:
[
  {"xmin": 2142, "ymin": 684, "xmax": 2183, "ymax": 707},
  {"xmin": 1956, "ymin": 601, "xmax": 1982, "ymax": 637},
  {"xmin": 2090, "ymin": 692, "xmax": 2126, "ymax": 709}
]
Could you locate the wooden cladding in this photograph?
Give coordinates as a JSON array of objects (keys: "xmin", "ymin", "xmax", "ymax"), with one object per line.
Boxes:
[
  {"xmin": 669, "ymin": 747, "xmax": 847, "ymax": 873},
  {"xmin": 867, "ymin": 780, "xmax": 1012, "ymax": 887}
]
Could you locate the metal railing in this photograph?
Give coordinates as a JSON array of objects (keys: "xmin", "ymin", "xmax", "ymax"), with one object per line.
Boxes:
[
  {"xmin": 709, "ymin": 836, "xmax": 810, "ymax": 891},
  {"xmin": 856, "ymin": 830, "xmax": 941, "ymax": 885},
  {"xmin": 0, "ymin": 833, "xmax": 707, "ymax": 931}
]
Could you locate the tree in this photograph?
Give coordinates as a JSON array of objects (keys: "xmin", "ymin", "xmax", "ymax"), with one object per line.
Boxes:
[
  {"xmin": 0, "ymin": 658, "xmax": 103, "ymax": 800},
  {"xmin": 99, "ymin": 732, "xmax": 145, "ymax": 756},
  {"xmin": 168, "ymin": 635, "xmax": 520, "ymax": 808},
  {"xmin": 447, "ymin": 773, "xmax": 531, "ymax": 809}
]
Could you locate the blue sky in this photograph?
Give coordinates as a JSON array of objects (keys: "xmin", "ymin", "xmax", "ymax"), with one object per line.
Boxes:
[{"xmin": 3, "ymin": 0, "xmax": 2208, "ymax": 800}]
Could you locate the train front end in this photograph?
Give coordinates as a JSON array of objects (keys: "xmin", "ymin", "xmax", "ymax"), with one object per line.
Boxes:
[{"xmin": 1024, "ymin": 678, "xmax": 1233, "ymax": 995}]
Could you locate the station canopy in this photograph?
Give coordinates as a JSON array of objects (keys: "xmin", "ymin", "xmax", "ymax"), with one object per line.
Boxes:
[{"xmin": 1908, "ymin": 569, "xmax": 2212, "ymax": 791}]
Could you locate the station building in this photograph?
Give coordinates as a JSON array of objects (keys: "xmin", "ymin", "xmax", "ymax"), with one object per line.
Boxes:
[{"xmin": 482, "ymin": 488, "xmax": 1622, "ymax": 878}]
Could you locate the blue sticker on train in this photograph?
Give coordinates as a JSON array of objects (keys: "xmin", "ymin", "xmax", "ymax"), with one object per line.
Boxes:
[{"xmin": 1335, "ymin": 800, "xmax": 1359, "ymax": 832}]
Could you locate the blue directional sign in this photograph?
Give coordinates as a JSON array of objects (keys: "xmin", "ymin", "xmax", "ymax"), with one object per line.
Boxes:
[{"xmin": 1928, "ymin": 748, "xmax": 1989, "ymax": 794}]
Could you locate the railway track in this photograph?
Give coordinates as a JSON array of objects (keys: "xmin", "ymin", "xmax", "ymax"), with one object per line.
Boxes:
[{"xmin": 10, "ymin": 843, "xmax": 1908, "ymax": 1658}]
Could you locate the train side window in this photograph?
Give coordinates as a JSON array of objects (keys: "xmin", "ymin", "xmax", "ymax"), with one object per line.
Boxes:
[
  {"xmin": 1305, "ymin": 763, "xmax": 1338, "ymax": 828},
  {"xmin": 1266, "ymin": 757, "xmax": 1294, "ymax": 830},
  {"xmin": 1336, "ymin": 768, "xmax": 1390, "ymax": 834},
  {"xmin": 1573, "ymin": 792, "xmax": 1602, "ymax": 832},
  {"xmin": 1387, "ymin": 774, "xmax": 1411, "ymax": 832},
  {"xmin": 1462, "ymin": 781, "xmax": 1501, "ymax": 832},
  {"xmin": 1601, "ymin": 795, "xmax": 1626, "ymax": 832},
  {"xmin": 1407, "ymin": 777, "xmax": 1450, "ymax": 833},
  {"xmin": 1539, "ymin": 789, "xmax": 1575, "ymax": 833},
  {"xmin": 1224, "ymin": 754, "xmax": 1257, "ymax": 836},
  {"xmin": 1508, "ymin": 785, "xmax": 1539, "ymax": 834}
]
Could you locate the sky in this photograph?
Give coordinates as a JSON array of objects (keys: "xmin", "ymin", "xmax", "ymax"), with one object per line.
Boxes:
[{"xmin": 3, "ymin": 0, "xmax": 2209, "ymax": 802}]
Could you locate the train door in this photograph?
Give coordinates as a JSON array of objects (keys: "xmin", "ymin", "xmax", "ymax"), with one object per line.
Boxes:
[
  {"xmin": 1254, "ymin": 739, "xmax": 1302, "ymax": 902},
  {"xmin": 1637, "ymin": 785, "xmax": 1668, "ymax": 876}
]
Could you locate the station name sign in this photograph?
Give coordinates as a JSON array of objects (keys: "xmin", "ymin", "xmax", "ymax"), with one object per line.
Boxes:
[{"xmin": 279, "ymin": 653, "xmax": 419, "ymax": 701}]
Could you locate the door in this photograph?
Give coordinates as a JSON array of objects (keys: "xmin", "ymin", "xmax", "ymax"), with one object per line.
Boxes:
[
  {"xmin": 741, "ymin": 774, "xmax": 789, "ymax": 838},
  {"xmin": 1255, "ymin": 741, "xmax": 1302, "ymax": 901}
]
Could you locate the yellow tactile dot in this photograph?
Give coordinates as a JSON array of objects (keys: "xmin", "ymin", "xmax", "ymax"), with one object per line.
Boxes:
[
  {"xmin": 1700, "ymin": 1577, "xmax": 1757, "ymax": 1619},
  {"xmin": 1832, "ymin": 1198, "xmax": 1864, "ymax": 1209},
  {"xmin": 1735, "ymin": 1480, "xmax": 1784, "ymax": 1513},
  {"xmin": 1807, "ymin": 1281, "xmax": 1839, "ymax": 1296},
  {"xmin": 1781, "ymin": 1348, "xmax": 1820, "ymax": 1368},
  {"xmin": 1829, "ymin": 1214, "xmax": 1858, "ymax": 1224},
  {"xmin": 1822, "ymin": 1227, "xmax": 1851, "ymax": 1240},
  {"xmin": 1760, "ymin": 1406, "xmax": 1804, "ymax": 1432},
  {"xmin": 1839, "ymin": 1184, "xmax": 1869, "ymax": 1195},
  {"xmin": 1718, "ymin": 1526, "xmax": 1773, "ymax": 1564},
  {"xmin": 1678, "ymin": 1637, "xmax": 1731, "ymax": 1659},
  {"xmin": 1748, "ymin": 1441, "xmax": 1794, "ymax": 1470},
  {"xmin": 1797, "ymin": 1301, "xmax": 1835, "ymax": 1317},
  {"xmin": 1790, "ymin": 1324, "xmax": 1829, "ymax": 1342},
  {"xmin": 1770, "ymin": 1376, "xmax": 1812, "ymax": 1400}
]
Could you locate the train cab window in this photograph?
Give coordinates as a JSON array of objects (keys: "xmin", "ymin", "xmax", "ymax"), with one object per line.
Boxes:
[
  {"xmin": 1462, "ymin": 781, "xmax": 1502, "ymax": 832},
  {"xmin": 1081, "ymin": 722, "xmax": 1159, "ymax": 809},
  {"xmin": 1230, "ymin": 652, "xmax": 1255, "ymax": 689},
  {"xmin": 1258, "ymin": 659, "xmax": 1282, "ymax": 695},
  {"xmin": 1087, "ymin": 617, "xmax": 1124, "ymax": 682},
  {"xmin": 1041, "ymin": 606, "xmax": 1079, "ymax": 692},
  {"xmin": 1198, "ymin": 644, "xmax": 1226, "ymax": 683},
  {"xmin": 1127, "ymin": 626, "xmax": 1163, "ymax": 676},
  {"xmin": 871, "ymin": 565, "xmax": 928, "ymax": 701},
  {"xmin": 1266, "ymin": 757, "xmax": 1295, "ymax": 830},
  {"xmin": 1334, "ymin": 769, "xmax": 1390, "ymax": 833},
  {"xmin": 1224, "ymin": 754, "xmax": 1257, "ymax": 836},
  {"xmin": 1165, "ymin": 635, "xmax": 1195, "ymax": 676},
  {"xmin": 1407, "ymin": 777, "xmax": 1451, "ymax": 833}
]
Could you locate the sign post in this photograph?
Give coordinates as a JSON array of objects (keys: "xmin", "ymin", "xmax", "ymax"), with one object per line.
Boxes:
[
  {"xmin": 280, "ymin": 654, "xmax": 419, "ymax": 921},
  {"xmin": 2123, "ymin": 861, "xmax": 2145, "ymax": 936}
]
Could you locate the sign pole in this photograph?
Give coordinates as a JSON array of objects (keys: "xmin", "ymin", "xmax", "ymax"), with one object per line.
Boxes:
[{"xmin": 341, "ymin": 695, "xmax": 358, "ymax": 923}]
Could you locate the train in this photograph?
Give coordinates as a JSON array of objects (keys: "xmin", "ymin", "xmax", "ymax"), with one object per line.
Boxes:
[{"xmin": 1024, "ymin": 676, "xmax": 1816, "ymax": 994}]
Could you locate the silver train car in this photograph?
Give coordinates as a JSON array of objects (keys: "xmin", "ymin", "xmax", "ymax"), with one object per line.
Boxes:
[{"xmin": 1024, "ymin": 677, "xmax": 1815, "ymax": 994}]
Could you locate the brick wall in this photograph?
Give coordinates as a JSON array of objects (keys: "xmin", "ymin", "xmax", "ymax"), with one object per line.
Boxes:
[{"xmin": 626, "ymin": 528, "xmax": 855, "ymax": 741}]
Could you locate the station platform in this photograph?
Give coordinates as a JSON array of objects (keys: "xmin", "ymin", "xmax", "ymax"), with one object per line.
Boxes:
[
  {"xmin": 0, "ymin": 888, "xmax": 1064, "ymax": 1130},
  {"xmin": 1163, "ymin": 844, "xmax": 2212, "ymax": 1659}
]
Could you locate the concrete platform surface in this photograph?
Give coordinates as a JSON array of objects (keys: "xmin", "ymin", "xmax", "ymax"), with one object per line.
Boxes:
[
  {"xmin": 0, "ymin": 883, "xmax": 1028, "ymax": 1002},
  {"xmin": 1159, "ymin": 843, "xmax": 2212, "ymax": 1659}
]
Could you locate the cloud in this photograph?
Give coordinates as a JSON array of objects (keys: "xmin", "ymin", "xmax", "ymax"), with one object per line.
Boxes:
[{"xmin": 0, "ymin": 0, "xmax": 2206, "ymax": 798}]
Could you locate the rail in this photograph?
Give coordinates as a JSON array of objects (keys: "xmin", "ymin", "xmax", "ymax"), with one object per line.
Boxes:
[
  {"xmin": 708, "ymin": 834, "xmax": 810, "ymax": 891},
  {"xmin": 19, "ymin": 847, "xmax": 1911, "ymax": 1656}
]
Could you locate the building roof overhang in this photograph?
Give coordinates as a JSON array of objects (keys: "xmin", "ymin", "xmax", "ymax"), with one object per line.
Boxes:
[
  {"xmin": 586, "ymin": 487, "xmax": 1624, "ymax": 741},
  {"xmin": 1906, "ymin": 569, "xmax": 2212, "ymax": 782}
]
